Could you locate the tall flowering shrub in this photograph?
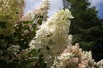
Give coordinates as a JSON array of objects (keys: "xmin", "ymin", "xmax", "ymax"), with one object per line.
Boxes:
[
  {"xmin": 0, "ymin": 0, "xmax": 49, "ymax": 67},
  {"xmin": 0, "ymin": 0, "xmax": 103, "ymax": 68}
]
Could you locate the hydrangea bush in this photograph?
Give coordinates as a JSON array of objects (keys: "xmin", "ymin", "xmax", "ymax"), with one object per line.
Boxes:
[{"xmin": 0, "ymin": 0, "xmax": 103, "ymax": 68}]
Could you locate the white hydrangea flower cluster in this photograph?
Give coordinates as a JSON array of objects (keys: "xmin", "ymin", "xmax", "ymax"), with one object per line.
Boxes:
[
  {"xmin": 97, "ymin": 60, "xmax": 103, "ymax": 68},
  {"xmin": 0, "ymin": 0, "xmax": 24, "ymax": 36},
  {"xmin": 52, "ymin": 43, "xmax": 103, "ymax": 68},
  {"xmin": 29, "ymin": 9, "xmax": 73, "ymax": 66},
  {"xmin": 52, "ymin": 52, "xmax": 74, "ymax": 68},
  {"xmin": 21, "ymin": 0, "xmax": 50, "ymax": 21},
  {"xmin": 0, "ymin": 45, "xmax": 20, "ymax": 61},
  {"xmin": 32, "ymin": 0, "xmax": 50, "ymax": 18},
  {"xmin": 7, "ymin": 45, "xmax": 20, "ymax": 55}
]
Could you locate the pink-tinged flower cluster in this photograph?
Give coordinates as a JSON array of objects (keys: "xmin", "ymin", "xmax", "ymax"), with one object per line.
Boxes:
[
  {"xmin": 52, "ymin": 43, "xmax": 103, "ymax": 68},
  {"xmin": 21, "ymin": 0, "xmax": 50, "ymax": 21}
]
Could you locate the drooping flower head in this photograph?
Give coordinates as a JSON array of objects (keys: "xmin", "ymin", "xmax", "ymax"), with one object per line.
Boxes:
[{"xmin": 29, "ymin": 9, "xmax": 73, "ymax": 66}]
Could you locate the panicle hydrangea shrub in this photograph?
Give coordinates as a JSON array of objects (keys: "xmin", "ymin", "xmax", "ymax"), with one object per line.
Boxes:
[{"xmin": 0, "ymin": 0, "xmax": 103, "ymax": 68}]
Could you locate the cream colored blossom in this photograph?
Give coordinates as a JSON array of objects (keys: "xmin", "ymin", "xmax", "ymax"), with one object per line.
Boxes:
[
  {"xmin": 97, "ymin": 60, "xmax": 103, "ymax": 67},
  {"xmin": 68, "ymin": 34, "xmax": 73, "ymax": 45},
  {"xmin": 21, "ymin": 0, "xmax": 50, "ymax": 21},
  {"xmin": 81, "ymin": 51, "xmax": 92, "ymax": 60},
  {"xmin": 0, "ymin": 0, "xmax": 24, "ymax": 36},
  {"xmin": 29, "ymin": 9, "xmax": 73, "ymax": 66},
  {"xmin": 52, "ymin": 43, "xmax": 103, "ymax": 68},
  {"xmin": 32, "ymin": 0, "xmax": 50, "ymax": 16},
  {"xmin": 7, "ymin": 45, "xmax": 20, "ymax": 55}
]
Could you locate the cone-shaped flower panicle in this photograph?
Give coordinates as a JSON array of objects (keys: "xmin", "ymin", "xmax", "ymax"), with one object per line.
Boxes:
[
  {"xmin": 29, "ymin": 9, "xmax": 73, "ymax": 66},
  {"xmin": 21, "ymin": 0, "xmax": 50, "ymax": 21},
  {"xmin": 33, "ymin": 0, "xmax": 50, "ymax": 16}
]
